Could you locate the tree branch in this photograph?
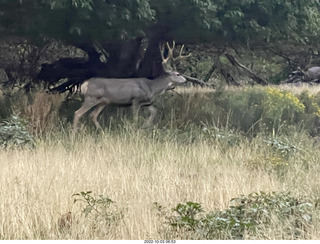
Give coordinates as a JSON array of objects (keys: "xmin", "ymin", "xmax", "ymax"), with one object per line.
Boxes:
[
  {"xmin": 224, "ymin": 53, "xmax": 268, "ymax": 85},
  {"xmin": 182, "ymin": 74, "xmax": 215, "ymax": 88}
]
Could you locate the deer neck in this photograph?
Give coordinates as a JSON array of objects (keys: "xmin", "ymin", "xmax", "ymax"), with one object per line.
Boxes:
[{"xmin": 148, "ymin": 75, "xmax": 171, "ymax": 94}]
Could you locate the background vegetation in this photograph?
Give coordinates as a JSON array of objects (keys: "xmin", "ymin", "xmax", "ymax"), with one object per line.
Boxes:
[
  {"xmin": 0, "ymin": 85, "xmax": 320, "ymax": 239},
  {"xmin": 1, "ymin": 0, "xmax": 320, "ymax": 240},
  {"xmin": 1, "ymin": 0, "xmax": 320, "ymax": 91}
]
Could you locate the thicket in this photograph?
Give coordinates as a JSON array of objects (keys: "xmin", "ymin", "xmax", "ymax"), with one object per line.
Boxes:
[{"xmin": 1, "ymin": 86, "xmax": 320, "ymax": 141}]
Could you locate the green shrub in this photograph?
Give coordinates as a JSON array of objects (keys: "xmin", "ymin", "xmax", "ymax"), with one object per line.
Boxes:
[
  {"xmin": 246, "ymin": 137, "xmax": 297, "ymax": 175},
  {"xmin": 263, "ymin": 138, "xmax": 297, "ymax": 159},
  {"xmin": 158, "ymin": 191, "xmax": 315, "ymax": 240},
  {"xmin": 212, "ymin": 87, "xmax": 319, "ymax": 136},
  {"xmin": 262, "ymin": 87, "xmax": 305, "ymax": 131},
  {"xmin": 0, "ymin": 113, "xmax": 35, "ymax": 149},
  {"xmin": 215, "ymin": 87, "xmax": 266, "ymax": 133},
  {"xmin": 297, "ymin": 91, "xmax": 320, "ymax": 117},
  {"xmin": 296, "ymin": 91, "xmax": 320, "ymax": 135},
  {"xmin": 2, "ymin": 86, "xmax": 319, "ymax": 139},
  {"xmin": 201, "ymin": 123, "xmax": 242, "ymax": 146},
  {"xmin": 73, "ymin": 191, "xmax": 121, "ymax": 225}
]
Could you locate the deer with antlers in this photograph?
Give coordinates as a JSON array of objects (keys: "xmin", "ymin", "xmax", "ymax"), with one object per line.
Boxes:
[{"xmin": 73, "ymin": 41, "xmax": 191, "ymax": 132}]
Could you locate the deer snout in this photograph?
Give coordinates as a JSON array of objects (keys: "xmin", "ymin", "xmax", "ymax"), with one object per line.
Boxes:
[{"xmin": 178, "ymin": 75, "xmax": 187, "ymax": 83}]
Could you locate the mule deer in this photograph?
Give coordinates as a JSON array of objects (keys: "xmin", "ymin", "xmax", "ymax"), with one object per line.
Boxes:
[
  {"xmin": 288, "ymin": 66, "xmax": 320, "ymax": 83},
  {"xmin": 73, "ymin": 41, "xmax": 190, "ymax": 132}
]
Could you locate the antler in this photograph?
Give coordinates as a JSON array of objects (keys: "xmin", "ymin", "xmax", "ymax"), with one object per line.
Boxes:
[{"xmin": 159, "ymin": 41, "xmax": 191, "ymax": 69}]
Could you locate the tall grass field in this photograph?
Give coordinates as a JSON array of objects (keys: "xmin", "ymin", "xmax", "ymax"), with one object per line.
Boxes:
[{"xmin": 1, "ymin": 85, "xmax": 320, "ymax": 240}]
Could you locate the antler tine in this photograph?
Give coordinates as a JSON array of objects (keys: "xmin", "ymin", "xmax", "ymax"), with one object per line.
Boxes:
[
  {"xmin": 160, "ymin": 40, "xmax": 191, "ymax": 71},
  {"xmin": 159, "ymin": 43, "xmax": 165, "ymax": 62},
  {"xmin": 166, "ymin": 40, "xmax": 175, "ymax": 55},
  {"xmin": 159, "ymin": 42, "xmax": 170, "ymax": 64},
  {"xmin": 172, "ymin": 44, "xmax": 192, "ymax": 61}
]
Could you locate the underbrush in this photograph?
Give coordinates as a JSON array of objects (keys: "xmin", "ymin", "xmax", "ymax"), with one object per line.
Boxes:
[
  {"xmin": 155, "ymin": 191, "xmax": 319, "ymax": 240},
  {"xmin": 1, "ymin": 85, "xmax": 320, "ymax": 139},
  {"xmin": 64, "ymin": 188, "xmax": 320, "ymax": 240}
]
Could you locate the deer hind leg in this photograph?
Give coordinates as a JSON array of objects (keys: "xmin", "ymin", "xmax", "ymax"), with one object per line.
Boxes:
[
  {"xmin": 143, "ymin": 105, "xmax": 157, "ymax": 128},
  {"xmin": 73, "ymin": 97, "xmax": 100, "ymax": 132},
  {"xmin": 89, "ymin": 103, "xmax": 106, "ymax": 130}
]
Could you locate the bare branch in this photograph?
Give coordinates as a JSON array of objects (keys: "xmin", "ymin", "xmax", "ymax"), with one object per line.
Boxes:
[
  {"xmin": 224, "ymin": 53, "xmax": 267, "ymax": 86},
  {"xmin": 182, "ymin": 74, "xmax": 215, "ymax": 88}
]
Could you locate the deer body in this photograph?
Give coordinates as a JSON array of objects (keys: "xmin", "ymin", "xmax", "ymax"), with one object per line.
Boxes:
[
  {"xmin": 305, "ymin": 66, "xmax": 320, "ymax": 81},
  {"xmin": 290, "ymin": 66, "xmax": 320, "ymax": 83},
  {"xmin": 73, "ymin": 71, "xmax": 186, "ymax": 131}
]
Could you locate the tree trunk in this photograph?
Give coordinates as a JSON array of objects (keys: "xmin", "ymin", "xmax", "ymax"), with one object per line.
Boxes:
[
  {"xmin": 102, "ymin": 38, "xmax": 145, "ymax": 78},
  {"xmin": 38, "ymin": 25, "xmax": 171, "ymax": 93},
  {"xmin": 38, "ymin": 38, "xmax": 166, "ymax": 93}
]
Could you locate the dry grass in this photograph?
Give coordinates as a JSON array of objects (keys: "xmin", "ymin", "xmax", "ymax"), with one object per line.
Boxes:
[
  {"xmin": 0, "ymin": 127, "xmax": 319, "ymax": 240},
  {"xmin": 176, "ymin": 83, "xmax": 320, "ymax": 95},
  {"xmin": 276, "ymin": 83, "xmax": 320, "ymax": 94},
  {"xmin": 14, "ymin": 92, "xmax": 65, "ymax": 137}
]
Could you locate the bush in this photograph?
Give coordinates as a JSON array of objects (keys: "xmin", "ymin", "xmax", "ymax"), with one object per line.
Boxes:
[
  {"xmin": 1, "ymin": 86, "xmax": 320, "ymax": 139},
  {"xmin": 213, "ymin": 87, "xmax": 266, "ymax": 133},
  {"xmin": 212, "ymin": 87, "xmax": 320, "ymax": 136},
  {"xmin": 297, "ymin": 91, "xmax": 320, "ymax": 136},
  {"xmin": 73, "ymin": 191, "xmax": 121, "ymax": 225},
  {"xmin": 246, "ymin": 137, "xmax": 297, "ymax": 175},
  {"xmin": 262, "ymin": 87, "xmax": 305, "ymax": 130},
  {"xmin": 0, "ymin": 113, "xmax": 35, "ymax": 149},
  {"xmin": 158, "ymin": 191, "xmax": 316, "ymax": 240}
]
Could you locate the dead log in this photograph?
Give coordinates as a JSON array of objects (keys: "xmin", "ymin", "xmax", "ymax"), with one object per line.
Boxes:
[{"xmin": 224, "ymin": 53, "xmax": 268, "ymax": 85}]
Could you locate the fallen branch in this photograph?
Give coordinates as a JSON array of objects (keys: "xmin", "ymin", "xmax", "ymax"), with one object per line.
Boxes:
[
  {"xmin": 225, "ymin": 53, "xmax": 268, "ymax": 86},
  {"xmin": 182, "ymin": 74, "xmax": 215, "ymax": 88}
]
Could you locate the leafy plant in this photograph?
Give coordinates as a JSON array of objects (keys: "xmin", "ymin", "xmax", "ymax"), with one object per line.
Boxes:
[
  {"xmin": 205, "ymin": 191, "xmax": 313, "ymax": 239},
  {"xmin": 298, "ymin": 91, "xmax": 320, "ymax": 117},
  {"xmin": 159, "ymin": 191, "xmax": 315, "ymax": 240},
  {"xmin": 262, "ymin": 87, "xmax": 305, "ymax": 131},
  {"xmin": 171, "ymin": 202, "xmax": 204, "ymax": 229},
  {"xmin": 245, "ymin": 138, "xmax": 298, "ymax": 175},
  {"xmin": 153, "ymin": 201, "xmax": 205, "ymax": 239},
  {"xmin": 201, "ymin": 124, "xmax": 241, "ymax": 146},
  {"xmin": 0, "ymin": 113, "xmax": 35, "ymax": 149},
  {"xmin": 73, "ymin": 191, "xmax": 121, "ymax": 224},
  {"xmin": 263, "ymin": 138, "xmax": 297, "ymax": 159},
  {"xmin": 246, "ymin": 154, "xmax": 289, "ymax": 173}
]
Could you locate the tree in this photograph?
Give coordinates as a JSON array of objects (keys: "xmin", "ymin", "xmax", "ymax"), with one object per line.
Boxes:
[{"xmin": 0, "ymin": 0, "xmax": 320, "ymax": 91}]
